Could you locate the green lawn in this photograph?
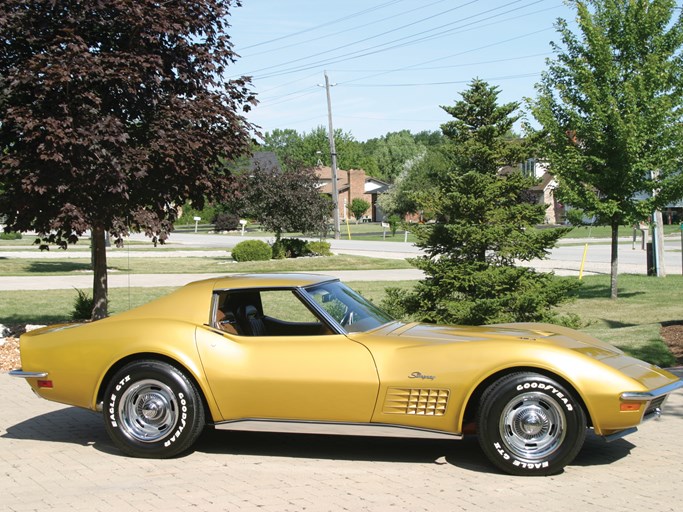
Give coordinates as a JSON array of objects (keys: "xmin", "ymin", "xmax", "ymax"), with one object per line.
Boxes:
[
  {"xmin": 560, "ymin": 223, "xmax": 683, "ymax": 239},
  {"xmin": 173, "ymin": 220, "xmax": 683, "ymax": 241},
  {"xmin": 171, "ymin": 221, "xmax": 418, "ymax": 242},
  {"xmin": 0, "ymin": 280, "xmax": 415, "ymax": 327},
  {"xmin": 556, "ymin": 274, "xmax": 682, "ymax": 367},
  {"xmin": 0, "ymin": 254, "xmax": 412, "ymax": 277},
  {"xmin": 1, "ymin": 274, "xmax": 679, "ymax": 368}
]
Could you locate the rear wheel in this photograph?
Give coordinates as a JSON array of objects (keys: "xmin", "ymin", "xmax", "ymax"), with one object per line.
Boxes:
[
  {"xmin": 476, "ymin": 372, "xmax": 586, "ymax": 476},
  {"xmin": 103, "ymin": 360, "xmax": 205, "ymax": 458}
]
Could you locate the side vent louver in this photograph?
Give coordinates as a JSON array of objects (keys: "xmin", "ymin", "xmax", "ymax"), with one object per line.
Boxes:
[{"xmin": 383, "ymin": 388, "xmax": 449, "ymax": 416}]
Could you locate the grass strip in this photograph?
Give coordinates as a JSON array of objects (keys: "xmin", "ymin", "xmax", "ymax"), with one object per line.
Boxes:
[{"xmin": 0, "ymin": 254, "xmax": 412, "ymax": 277}]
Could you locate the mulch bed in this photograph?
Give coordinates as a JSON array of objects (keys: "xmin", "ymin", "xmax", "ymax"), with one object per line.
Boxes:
[{"xmin": 661, "ymin": 322, "xmax": 683, "ymax": 365}]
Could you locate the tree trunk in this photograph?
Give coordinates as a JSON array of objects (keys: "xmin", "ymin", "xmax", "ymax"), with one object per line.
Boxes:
[
  {"xmin": 91, "ymin": 225, "xmax": 109, "ymax": 320},
  {"xmin": 610, "ymin": 221, "xmax": 619, "ymax": 299}
]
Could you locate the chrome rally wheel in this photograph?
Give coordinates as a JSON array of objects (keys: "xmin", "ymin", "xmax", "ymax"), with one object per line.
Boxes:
[
  {"xmin": 499, "ymin": 391, "xmax": 566, "ymax": 461},
  {"xmin": 118, "ymin": 379, "xmax": 179, "ymax": 443},
  {"xmin": 477, "ymin": 372, "xmax": 586, "ymax": 476},
  {"xmin": 103, "ymin": 360, "xmax": 205, "ymax": 458}
]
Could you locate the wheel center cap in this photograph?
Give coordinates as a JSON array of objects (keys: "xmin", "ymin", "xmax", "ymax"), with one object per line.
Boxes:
[
  {"xmin": 521, "ymin": 411, "xmax": 544, "ymax": 436},
  {"xmin": 142, "ymin": 398, "xmax": 163, "ymax": 420}
]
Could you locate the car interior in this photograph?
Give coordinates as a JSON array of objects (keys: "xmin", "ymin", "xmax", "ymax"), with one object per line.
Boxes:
[{"xmin": 213, "ymin": 289, "xmax": 333, "ymax": 337}]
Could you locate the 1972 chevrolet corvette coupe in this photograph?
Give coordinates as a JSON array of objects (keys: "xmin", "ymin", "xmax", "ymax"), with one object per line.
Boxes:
[{"xmin": 11, "ymin": 273, "xmax": 683, "ymax": 475}]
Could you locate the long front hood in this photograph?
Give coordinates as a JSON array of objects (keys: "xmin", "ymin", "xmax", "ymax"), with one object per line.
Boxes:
[
  {"xmin": 379, "ymin": 321, "xmax": 678, "ymax": 389},
  {"xmin": 388, "ymin": 321, "xmax": 624, "ymax": 358}
]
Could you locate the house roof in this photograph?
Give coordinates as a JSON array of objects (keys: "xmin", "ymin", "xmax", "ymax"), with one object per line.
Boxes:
[
  {"xmin": 315, "ymin": 166, "xmax": 388, "ymax": 195},
  {"xmin": 249, "ymin": 151, "xmax": 281, "ymax": 173},
  {"xmin": 529, "ymin": 172, "xmax": 556, "ymax": 192},
  {"xmin": 315, "ymin": 167, "xmax": 351, "ymax": 194}
]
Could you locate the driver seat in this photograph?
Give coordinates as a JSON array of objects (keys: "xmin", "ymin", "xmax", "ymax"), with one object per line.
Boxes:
[{"xmin": 238, "ymin": 305, "xmax": 267, "ymax": 336}]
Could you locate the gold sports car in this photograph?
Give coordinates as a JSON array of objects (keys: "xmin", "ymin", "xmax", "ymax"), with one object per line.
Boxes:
[{"xmin": 10, "ymin": 273, "xmax": 683, "ymax": 476}]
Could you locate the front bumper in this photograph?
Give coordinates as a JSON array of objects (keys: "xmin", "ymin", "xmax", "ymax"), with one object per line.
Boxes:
[{"xmin": 621, "ymin": 379, "xmax": 683, "ymax": 421}]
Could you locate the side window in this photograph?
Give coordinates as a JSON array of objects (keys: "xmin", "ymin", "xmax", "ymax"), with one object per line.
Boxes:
[
  {"xmin": 261, "ymin": 290, "xmax": 318, "ymax": 323},
  {"xmin": 213, "ymin": 292, "xmax": 242, "ymax": 335}
]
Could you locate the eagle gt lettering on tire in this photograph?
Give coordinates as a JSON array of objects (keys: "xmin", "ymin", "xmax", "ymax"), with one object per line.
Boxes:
[
  {"xmin": 103, "ymin": 360, "xmax": 205, "ymax": 458},
  {"xmin": 476, "ymin": 372, "xmax": 586, "ymax": 476}
]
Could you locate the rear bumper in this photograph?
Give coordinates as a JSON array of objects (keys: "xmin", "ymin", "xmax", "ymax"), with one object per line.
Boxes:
[{"xmin": 8, "ymin": 369, "xmax": 48, "ymax": 378}]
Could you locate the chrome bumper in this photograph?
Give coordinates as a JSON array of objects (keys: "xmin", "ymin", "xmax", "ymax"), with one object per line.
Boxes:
[
  {"xmin": 620, "ymin": 379, "xmax": 683, "ymax": 401},
  {"xmin": 621, "ymin": 379, "xmax": 683, "ymax": 422},
  {"xmin": 8, "ymin": 369, "xmax": 48, "ymax": 378}
]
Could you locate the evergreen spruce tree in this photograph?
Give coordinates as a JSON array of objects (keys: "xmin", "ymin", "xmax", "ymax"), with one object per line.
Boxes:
[{"xmin": 384, "ymin": 79, "xmax": 578, "ymax": 325}]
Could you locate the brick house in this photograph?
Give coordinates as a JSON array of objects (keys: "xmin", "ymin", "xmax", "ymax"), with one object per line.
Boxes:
[
  {"xmin": 510, "ymin": 159, "xmax": 565, "ymax": 225},
  {"xmin": 315, "ymin": 166, "xmax": 389, "ymax": 222}
]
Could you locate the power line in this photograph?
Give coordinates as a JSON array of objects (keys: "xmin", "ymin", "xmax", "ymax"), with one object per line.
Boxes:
[
  {"xmin": 256, "ymin": 52, "xmax": 549, "ymax": 106},
  {"xmin": 238, "ymin": 0, "xmax": 408, "ymax": 51},
  {"xmin": 250, "ymin": 1, "xmax": 552, "ymax": 81},
  {"xmin": 341, "ymin": 72, "xmax": 540, "ymax": 87},
  {"xmin": 240, "ymin": 0, "xmax": 497, "ymax": 77},
  {"xmin": 338, "ymin": 27, "xmax": 553, "ymax": 86},
  {"xmin": 331, "ymin": 52, "xmax": 551, "ymax": 75},
  {"xmin": 241, "ymin": 0, "xmax": 452, "ymax": 59}
]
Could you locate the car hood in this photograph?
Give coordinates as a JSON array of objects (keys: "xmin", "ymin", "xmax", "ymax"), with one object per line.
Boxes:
[
  {"xmin": 385, "ymin": 321, "xmax": 625, "ymax": 358},
  {"xmin": 373, "ymin": 322, "xmax": 679, "ymax": 387}
]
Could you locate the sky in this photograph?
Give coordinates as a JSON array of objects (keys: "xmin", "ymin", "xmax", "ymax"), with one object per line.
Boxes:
[{"xmin": 226, "ymin": 0, "xmax": 577, "ymax": 142}]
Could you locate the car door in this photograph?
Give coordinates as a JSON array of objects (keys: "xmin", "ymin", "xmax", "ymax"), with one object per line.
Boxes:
[{"xmin": 195, "ymin": 288, "xmax": 380, "ymax": 423}]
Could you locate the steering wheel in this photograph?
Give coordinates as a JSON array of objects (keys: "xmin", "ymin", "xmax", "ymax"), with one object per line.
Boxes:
[{"xmin": 341, "ymin": 310, "xmax": 355, "ymax": 327}]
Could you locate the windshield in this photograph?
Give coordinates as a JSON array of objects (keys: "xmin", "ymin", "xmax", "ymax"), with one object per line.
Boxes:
[{"xmin": 304, "ymin": 281, "xmax": 395, "ymax": 333}]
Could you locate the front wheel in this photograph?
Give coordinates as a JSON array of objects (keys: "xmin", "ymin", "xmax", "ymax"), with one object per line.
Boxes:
[
  {"xmin": 476, "ymin": 372, "xmax": 586, "ymax": 476},
  {"xmin": 103, "ymin": 360, "xmax": 205, "ymax": 458}
]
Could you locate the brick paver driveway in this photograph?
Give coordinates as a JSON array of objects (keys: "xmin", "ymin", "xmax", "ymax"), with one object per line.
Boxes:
[{"xmin": 1, "ymin": 372, "xmax": 682, "ymax": 512}]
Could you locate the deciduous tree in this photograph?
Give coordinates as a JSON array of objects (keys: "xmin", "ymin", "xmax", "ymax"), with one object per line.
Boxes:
[
  {"xmin": 529, "ymin": 0, "xmax": 683, "ymax": 298},
  {"xmin": 0, "ymin": 0, "xmax": 255, "ymax": 319},
  {"xmin": 227, "ymin": 165, "xmax": 332, "ymax": 241}
]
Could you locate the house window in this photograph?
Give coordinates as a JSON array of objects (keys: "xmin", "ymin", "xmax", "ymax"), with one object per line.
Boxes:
[{"xmin": 520, "ymin": 158, "xmax": 536, "ymax": 178}]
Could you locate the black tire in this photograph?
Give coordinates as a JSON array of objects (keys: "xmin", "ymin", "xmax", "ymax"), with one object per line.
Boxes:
[
  {"xmin": 103, "ymin": 360, "xmax": 205, "ymax": 458},
  {"xmin": 476, "ymin": 372, "xmax": 586, "ymax": 476}
]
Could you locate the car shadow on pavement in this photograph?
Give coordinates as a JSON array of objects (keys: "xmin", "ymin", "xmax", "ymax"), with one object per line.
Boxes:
[
  {"xmin": 571, "ymin": 432, "xmax": 635, "ymax": 467},
  {"xmin": 197, "ymin": 428, "xmax": 493, "ymax": 472},
  {"xmin": 3, "ymin": 408, "xmax": 635, "ymax": 474},
  {"xmin": 195, "ymin": 428, "xmax": 634, "ymax": 474},
  {"xmin": 2, "ymin": 406, "xmax": 115, "ymax": 451}
]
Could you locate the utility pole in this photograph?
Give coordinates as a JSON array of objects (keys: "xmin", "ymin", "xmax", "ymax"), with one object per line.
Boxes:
[
  {"xmin": 651, "ymin": 171, "xmax": 666, "ymax": 277},
  {"xmin": 653, "ymin": 209, "xmax": 666, "ymax": 277},
  {"xmin": 323, "ymin": 71, "xmax": 341, "ymax": 240}
]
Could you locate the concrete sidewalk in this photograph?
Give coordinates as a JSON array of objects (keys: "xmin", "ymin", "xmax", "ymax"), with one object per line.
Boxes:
[{"xmin": 1, "ymin": 372, "xmax": 682, "ymax": 512}]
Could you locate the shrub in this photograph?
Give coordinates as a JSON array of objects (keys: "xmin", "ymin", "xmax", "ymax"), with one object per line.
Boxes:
[
  {"xmin": 387, "ymin": 214, "xmax": 401, "ymax": 236},
  {"xmin": 71, "ymin": 288, "xmax": 94, "ymax": 320},
  {"xmin": 176, "ymin": 202, "xmax": 217, "ymax": 225},
  {"xmin": 213, "ymin": 212, "xmax": 240, "ymax": 232},
  {"xmin": 271, "ymin": 240, "xmax": 286, "ymax": 259},
  {"xmin": 231, "ymin": 239, "xmax": 272, "ymax": 262},
  {"xmin": 349, "ymin": 198, "xmax": 371, "ymax": 223},
  {"xmin": 271, "ymin": 238, "xmax": 310, "ymax": 259},
  {"xmin": 307, "ymin": 241, "xmax": 332, "ymax": 256},
  {"xmin": 0, "ymin": 231, "xmax": 22, "ymax": 240}
]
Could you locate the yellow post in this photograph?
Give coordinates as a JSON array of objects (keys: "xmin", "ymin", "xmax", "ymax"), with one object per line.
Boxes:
[{"xmin": 579, "ymin": 243, "xmax": 589, "ymax": 280}]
